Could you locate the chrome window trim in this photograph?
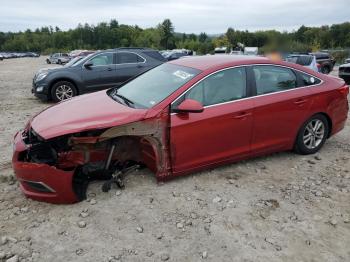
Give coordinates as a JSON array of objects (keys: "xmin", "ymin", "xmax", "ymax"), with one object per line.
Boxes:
[
  {"xmin": 170, "ymin": 63, "xmax": 323, "ymax": 114},
  {"xmin": 82, "ymin": 51, "xmax": 116, "ymax": 68},
  {"xmin": 116, "ymin": 51, "xmax": 146, "ymax": 65}
]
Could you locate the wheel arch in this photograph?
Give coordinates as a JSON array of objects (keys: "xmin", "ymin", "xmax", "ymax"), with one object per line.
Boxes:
[
  {"xmin": 317, "ymin": 112, "xmax": 332, "ymax": 138},
  {"xmin": 49, "ymin": 78, "xmax": 79, "ymax": 100},
  {"xmin": 296, "ymin": 112, "xmax": 333, "ymax": 142},
  {"xmin": 293, "ymin": 112, "xmax": 332, "ymax": 154}
]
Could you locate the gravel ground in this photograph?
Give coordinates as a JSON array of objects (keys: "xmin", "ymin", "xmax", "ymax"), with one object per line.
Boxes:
[{"xmin": 0, "ymin": 57, "xmax": 349, "ymax": 262}]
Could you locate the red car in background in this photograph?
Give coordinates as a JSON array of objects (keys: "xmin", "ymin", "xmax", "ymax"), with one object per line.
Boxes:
[{"xmin": 12, "ymin": 55, "xmax": 349, "ymax": 204}]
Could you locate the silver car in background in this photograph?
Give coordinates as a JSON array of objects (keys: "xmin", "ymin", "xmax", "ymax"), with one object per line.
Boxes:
[
  {"xmin": 286, "ymin": 54, "xmax": 319, "ymax": 72},
  {"xmin": 46, "ymin": 53, "xmax": 70, "ymax": 64}
]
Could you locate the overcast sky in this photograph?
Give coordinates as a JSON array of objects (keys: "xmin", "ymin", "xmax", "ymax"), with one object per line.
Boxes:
[{"xmin": 1, "ymin": 0, "xmax": 349, "ymax": 34}]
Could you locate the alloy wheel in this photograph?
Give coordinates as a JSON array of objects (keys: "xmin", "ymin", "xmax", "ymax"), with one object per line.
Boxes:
[
  {"xmin": 55, "ymin": 85, "xmax": 73, "ymax": 101},
  {"xmin": 303, "ymin": 119, "xmax": 325, "ymax": 149}
]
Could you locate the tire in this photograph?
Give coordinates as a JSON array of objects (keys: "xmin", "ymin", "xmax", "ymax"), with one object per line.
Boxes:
[
  {"xmin": 321, "ymin": 66, "xmax": 330, "ymax": 74},
  {"xmin": 58, "ymin": 60, "xmax": 62, "ymax": 65},
  {"xmin": 294, "ymin": 114, "xmax": 329, "ymax": 155},
  {"xmin": 51, "ymin": 81, "xmax": 77, "ymax": 102},
  {"xmin": 46, "ymin": 59, "xmax": 51, "ymax": 64}
]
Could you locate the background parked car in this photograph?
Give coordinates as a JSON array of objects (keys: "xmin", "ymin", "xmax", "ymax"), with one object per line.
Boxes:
[
  {"xmin": 285, "ymin": 54, "xmax": 318, "ymax": 72},
  {"xmin": 25, "ymin": 52, "xmax": 40, "ymax": 57},
  {"xmin": 339, "ymin": 63, "xmax": 350, "ymax": 84},
  {"xmin": 161, "ymin": 49, "xmax": 192, "ymax": 61},
  {"xmin": 230, "ymin": 50, "xmax": 244, "ymax": 55},
  {"xmin": 310, "ymin": 52, "xmax": 335, "ymax": 74},
  {"xmin": 33, "ymin": 48, "xmax": 166, "ymax": 102},
  {"xmin": 345, "ymin": 58, "xmax": 350, "ymax": 63},
  {"xmin": 46, "ymin": 53, "xmax": 70, "ymax": 64},
  {"xmin": 0, "ymin": 52, "xmax": 39, "ymax": 58}
]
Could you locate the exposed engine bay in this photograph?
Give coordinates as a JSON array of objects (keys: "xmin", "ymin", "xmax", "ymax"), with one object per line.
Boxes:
[{"xmin": 16, "ymin": 116, "xmax": 171, "ymax": 203}]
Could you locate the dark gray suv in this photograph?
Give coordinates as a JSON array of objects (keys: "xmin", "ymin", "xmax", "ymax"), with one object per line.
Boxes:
[{"xmin": 33, "ymin": 48, "xmax": 166, "ymax": 102}]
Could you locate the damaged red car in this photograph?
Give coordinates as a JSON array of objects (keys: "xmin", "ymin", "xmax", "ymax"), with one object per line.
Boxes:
[{"xmin": 13, "ymin": 55, "xmax": 349, "ymax": 204}]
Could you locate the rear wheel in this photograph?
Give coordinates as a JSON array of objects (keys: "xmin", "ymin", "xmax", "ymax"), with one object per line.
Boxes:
[
  {"xmin": 51, "ymin": 81, "xmax": 77, "ymax": 102},
  {"xmin": 46, "ymin": 59, "xmax": 51, "ymax": 64},
  {"xmin": 321, "ymin": 65, "xmax": 330, "ymax": 74},
  {"xmin": 294, "ymin": 114, "xmax": 329, "ymax": 155}
]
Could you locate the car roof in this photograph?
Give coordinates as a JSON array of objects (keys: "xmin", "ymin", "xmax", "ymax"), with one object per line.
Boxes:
[
  {"xmin": 101, "ymin": 47, "xmax": 156, "ymax": 52},
  {"xmin": 288, "ymin": 54, "xmax": 312, "ymax": 57},
  {"xmin": 168, "ymin": 55, "xmax": 269, "ymax": 71}
]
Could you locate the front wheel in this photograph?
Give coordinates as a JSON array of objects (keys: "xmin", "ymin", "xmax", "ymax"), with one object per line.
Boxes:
[
  {"xmin": 51, "ymin": 81, "xmax": 77, "ymax": 102},
  {"xmin": 46, "ymin": 59, "xmax": 51, "ymax": 64},
  {"xmin": 294, "ymin": 114, "xmax": 329, "ymax": 155}
]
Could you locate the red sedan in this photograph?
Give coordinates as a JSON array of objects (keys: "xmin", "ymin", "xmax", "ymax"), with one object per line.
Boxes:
[{"xmin": 12, "ymin": 55, "xmax": 349, "ymax": 204}]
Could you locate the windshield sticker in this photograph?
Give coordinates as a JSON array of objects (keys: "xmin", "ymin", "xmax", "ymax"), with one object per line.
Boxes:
[
  {"xmin": 149, "ymin": 100, "xmax": 156, "ymax": 105},
  {"xmin": 173, "ymin": 70, "xmax": 194, "ymax": 80}
]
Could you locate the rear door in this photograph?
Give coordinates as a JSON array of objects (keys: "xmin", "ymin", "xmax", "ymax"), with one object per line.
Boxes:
[
  {"xmin": 170, "ymin": 67, "xmax": 254, "ymax": 173},
  {"xmin": 114, "ymin": 52, "xmax": 147, "ymax": 86},
  {"xmin": 81, "ymin": 52, "xmax": 116, "ymax": 91},
  {"xmin": 250, "ymin": 65, "xmax": 313, "ymax": 155}
]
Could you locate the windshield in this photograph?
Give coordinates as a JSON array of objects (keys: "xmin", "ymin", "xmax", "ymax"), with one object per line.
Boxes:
[
  {"xmin": 64, "ymin": 56, "xmax": 83, "ymax": 67},
  {"xmin": 110, "ymin": 63, "xmax": 201, "ymax": 109}
]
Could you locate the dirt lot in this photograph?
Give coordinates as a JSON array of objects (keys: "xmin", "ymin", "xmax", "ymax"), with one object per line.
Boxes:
[{"xmin": 0, "ymin": 57, "xmax": 349, "ymax": 262}]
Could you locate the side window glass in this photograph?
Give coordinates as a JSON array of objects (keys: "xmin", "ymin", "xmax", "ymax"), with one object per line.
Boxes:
[
  {"xmin": 89, "ymin": 53, "xmax": 113, "ymax": 66},
  {"xmin": 300, "ymin": 73, "xmax": 321, "ymax": 86},
  {"xmin": 117, "ymin": 52, "xmax": 143, "ymax": 64},
  {"xmin": 253, "ymin": 65, "xmax": 297, "ymax": 95},
  {"xmin": 183, "ymin": 67, "xmax": 247, "ymax": 106}
]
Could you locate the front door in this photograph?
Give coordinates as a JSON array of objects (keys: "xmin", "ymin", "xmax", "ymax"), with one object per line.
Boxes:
[
  {"xmin": 170, "ymin": 67, "xmax": 254, "ymax": 174},
  {"xmin": 82, "ymin": 52, "xmax": 116, "ymax": 91}
]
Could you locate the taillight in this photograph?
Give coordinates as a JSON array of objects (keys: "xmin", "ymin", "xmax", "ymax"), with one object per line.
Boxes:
[
  {"xmin": 316, "ymin": 63, "xmax": 321, "ymax": 72},
  {"xmin": 338, "ymin": 85, "xmax": 349, "ymax": 96}
]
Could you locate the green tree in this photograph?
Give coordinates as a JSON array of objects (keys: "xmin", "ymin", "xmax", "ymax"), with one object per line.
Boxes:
[{"xmin": 158, "ymin": 19, "xmax": 174, "ymax": 49}]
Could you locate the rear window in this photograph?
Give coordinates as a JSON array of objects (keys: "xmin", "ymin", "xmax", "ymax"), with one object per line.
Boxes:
[
  {"xmin": 299, "ymin": 72, "xmax": 321, "ymax": 86},
  {"xmin": 116, "ymin": 52, "xmax": 144, "ymax": 64},
  {"xmin": 314, "ymin": 53, "xmax": 330, "ymax": 60},
  {"xmin": 142, "ymin": 51, "xmax": 166, "ymax": 62}
]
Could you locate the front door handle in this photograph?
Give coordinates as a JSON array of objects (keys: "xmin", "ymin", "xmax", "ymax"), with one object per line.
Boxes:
[
  {"xmin": 294, "ymin": 99, "xmax": 308, "ymax": 105},
  {"xmin": 107, "ymin": 67, "xmax": 113, "ymax": 71},
  {"xmin": 233, "ymin": 112, "xmax": 252, "ymax": 119}
]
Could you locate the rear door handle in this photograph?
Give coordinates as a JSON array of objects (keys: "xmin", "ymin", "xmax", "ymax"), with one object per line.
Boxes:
[
  {"xmin": 294, "ymin": 99, "xmax": 308, "ymax": 105},
  {"xmin": 233, "ymin": 112, "xmax": 252, "ymax": 119},
  {"xmin": 107, "ymin": 67, "xmax": 113, "ymax": 71}
]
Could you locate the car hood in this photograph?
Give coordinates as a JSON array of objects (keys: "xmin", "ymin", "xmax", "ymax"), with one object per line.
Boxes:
[
  {"xmin": 36, "ymin": 67, "xmax": 64, "ymax": 75},
  {"xmin": 30, "ymin": 91, "xmax": 148, "ymax": 139}
]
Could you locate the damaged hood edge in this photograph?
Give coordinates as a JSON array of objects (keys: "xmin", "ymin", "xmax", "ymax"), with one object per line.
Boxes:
[{"xmin": 30, "ymin": 91, "xmax": 149, "ymax": 140}]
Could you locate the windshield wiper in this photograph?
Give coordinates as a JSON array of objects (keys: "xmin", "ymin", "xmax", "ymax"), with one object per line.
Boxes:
[{"xmin": 111, "ymin": 89, "xmax": 135, "ymax": 108}]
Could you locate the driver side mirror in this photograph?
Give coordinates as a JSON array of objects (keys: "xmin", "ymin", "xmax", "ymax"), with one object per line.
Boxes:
[
  {"xmin": 173, "ymin": 99, "xmax": 204, "ymax": 114},
  {"xmin": 84, "ymin": 62, "xmax": 93, "ymax": 69}
]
